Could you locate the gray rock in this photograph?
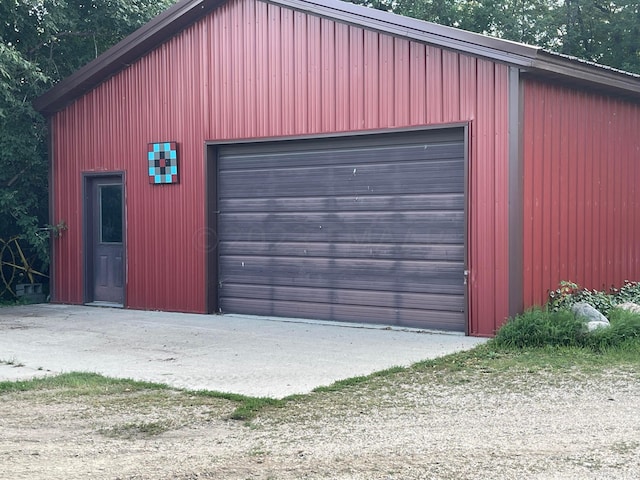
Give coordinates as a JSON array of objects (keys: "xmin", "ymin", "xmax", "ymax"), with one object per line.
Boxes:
[
  {"xmin": 571, "ymin": 302, "xmax": 610, "ymax": 331},
  {"xmin": 616, "ymin": 302, "xmax": 640, "ymax": 314},
  {"xmin": 585, "ymin": 320, "xmax": 611, "ymax": 331}
]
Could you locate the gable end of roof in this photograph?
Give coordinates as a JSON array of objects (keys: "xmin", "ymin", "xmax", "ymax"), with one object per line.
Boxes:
[{"xmin": 34, "ymin": 0, "xmax": 640, "ymax": 115}]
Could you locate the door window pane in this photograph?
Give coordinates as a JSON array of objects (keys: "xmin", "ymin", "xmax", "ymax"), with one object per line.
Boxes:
[{"xmin": 100, "ymin": 185, "xmax": 122, "ymax": 243}]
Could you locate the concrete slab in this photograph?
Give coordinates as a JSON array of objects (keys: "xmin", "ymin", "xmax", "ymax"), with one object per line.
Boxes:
[{"xmin": 0, "ymin": 304, "xmax": 487, "ymax": 398}]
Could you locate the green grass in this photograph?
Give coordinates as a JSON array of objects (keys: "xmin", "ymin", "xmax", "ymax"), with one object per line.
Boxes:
[
  {"xmin": 192, "ymin": 390, "xmax": 287, "ymax": 421},
  {"xmin": 0, "ymin": 372, "xmax": 284, "ymax": 421},
  {"xmin": 0, "ymin": 372, "xmax": 167, "ymax": 395},
  {"xmin": 312, "ymin": 366, "xmax": 405, "ymax": 394},
  {"xmin": 494, "ymin": 306, "xmax": 640, "ymax": 352},
  {"xmin": 0, "ymin": 299, "xmax": 26, "ymax": 307},
  {"xmin": 493, "ymin": 307, "xmax": 585, "ymax": 348},
  {"xmin": 419, "ymin": 341, "xmax": 639, "ymax": 374}
]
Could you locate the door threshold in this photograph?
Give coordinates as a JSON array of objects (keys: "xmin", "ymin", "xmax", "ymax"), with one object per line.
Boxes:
[{"xmin": 85, "ymin": 301, "xmax": 124, "ymax": 308}]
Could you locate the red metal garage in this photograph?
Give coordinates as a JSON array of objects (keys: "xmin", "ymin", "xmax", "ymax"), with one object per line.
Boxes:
[{"xmin": 34, "ymin": 0, "xmax": 640, "ymax": 335}]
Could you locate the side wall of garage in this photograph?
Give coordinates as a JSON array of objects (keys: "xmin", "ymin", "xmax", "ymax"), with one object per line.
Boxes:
[
  {"xmin": 522, "ymin": 77, "xmax": 640, "ymax": 307},
  {"xmin": 50, "ymin": 0, "xmax": 511, "ymax": 335}
]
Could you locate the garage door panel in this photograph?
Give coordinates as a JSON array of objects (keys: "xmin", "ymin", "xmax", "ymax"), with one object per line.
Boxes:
[
  {"xmin": 219, "ymin": 211, "xmax": 463, "ymax": 244},
  {"xmin": 219, "ymin": 193, "xmax": 464, "ymax": 213},
  {"xmin": 217, "ymin": 130, "xmax": 466, "ymax": 331},
  {"xmin": 221, "ymin": 297, "xmax": 465, "ymax": 330},
  {"xmin": 220, "ymin": 232, "xmax": 463, "ymax": 244},
  {"xmin": 219, "ymin": 241, "xmax": 464, "ymax": 262},
  {"xmin": 219, "ymin": 256, "xmax": 465, "ymax": 295},
  {"xmin": 221, "ymin": 284, "xmax": 465, "ymax": 311},
  {"xmin": 219, "ymin": 143, "xmax": 464, "ymax": 170},
  {"xmin": 220, "ymin": 160, "xmax": 464, "ymax": 198}
]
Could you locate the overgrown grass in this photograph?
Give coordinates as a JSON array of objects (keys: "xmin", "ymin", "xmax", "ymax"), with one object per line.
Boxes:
[
  {"xmin": 587, "ymin": 309, "xmax": 640, "ymax": 352},
  {"xmin": 493, "ymin": 308, "xmax": 586, "ymax": 348},
  {"xmin": 494, "ymin": 306, "xmax": 640, "ymax": 353}
]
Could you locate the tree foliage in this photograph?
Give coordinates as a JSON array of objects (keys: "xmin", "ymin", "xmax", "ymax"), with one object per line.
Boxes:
[
  {"xmin": 347, "ymin": 1, "xmax": 640, "ymax": 74},
  {"xmin": 0, "ymin": 37, "xmax": 48, "ymax": 260},
  {"xmin": 0, "ymin": 0, "xmax": 174, "ymax": 269}
]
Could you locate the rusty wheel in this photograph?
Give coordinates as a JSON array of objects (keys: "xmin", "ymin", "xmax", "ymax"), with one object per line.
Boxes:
[{"xmin": 0, "ymin": 237, "xmax": 48, "ymax": 298}]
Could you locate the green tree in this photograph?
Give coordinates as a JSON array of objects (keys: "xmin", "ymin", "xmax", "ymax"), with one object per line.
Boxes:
[
  {"xmin": 454, "ymin": 0, "xmax": 558, "ymax": 47},
  {"xmin": 557, "ymin": 0, "xmax": 640, "ymax": 73},
  {"xmin": 0, "ymin": 0, "xmax": 174, "ymax": 291},
  {"xmin": 0, "ymin": 42, "xmax": 48, "ymax": 259}
]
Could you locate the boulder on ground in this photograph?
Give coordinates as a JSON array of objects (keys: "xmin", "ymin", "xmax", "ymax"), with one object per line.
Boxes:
[
  {"xmin": 616, "ymin": 302, "xmax": 640, "ymax": 314},
  {"xmin": 570, "ymin": 302, "xmax": 610, "ymax": 331}
]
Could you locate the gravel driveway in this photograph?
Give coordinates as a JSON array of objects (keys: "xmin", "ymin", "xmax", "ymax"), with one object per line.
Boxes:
[{"xmin": 1, "ymin": 359, "xmax": 638, "ymax": 479}]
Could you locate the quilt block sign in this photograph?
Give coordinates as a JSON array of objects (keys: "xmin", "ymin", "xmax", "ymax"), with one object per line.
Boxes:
[{"xmin": 148, "ymin": 142, "xmax": 178, "ymax": 184}]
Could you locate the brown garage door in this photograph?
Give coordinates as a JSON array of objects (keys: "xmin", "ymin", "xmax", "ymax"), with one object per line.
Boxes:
[{"xmin": 216, "ymin": 128, "xmax": 466, "ymax": 331}]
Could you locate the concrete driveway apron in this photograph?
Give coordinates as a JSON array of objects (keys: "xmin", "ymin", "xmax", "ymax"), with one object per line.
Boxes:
[{"xmin": 0, "ymin": 304, "xmax": 486, "ymax": 398}]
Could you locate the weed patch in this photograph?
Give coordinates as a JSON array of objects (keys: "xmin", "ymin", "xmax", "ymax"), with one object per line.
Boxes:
[
  {"xmin": 493, "ymin": 305, "xmax": 640, "ymax": 355},
  {"xmin": 312, "ymin": 366, "xmax": 406, "ymax": 394},
  {"xmin": 0, "ymin": 357, "xmax": 25, "ymax": 368},
  {"xmin": 99, "ymin": 420, "xmax": 174, "ymax": 439},
  {"xmin": 493, "ymin": 308, "xmax": 585, "ymax": 348},
  {"xmin": 549, "ymin": 280, "xmax": 640, "ymax": 316},
  {"xmin": 0, "ymin": 372, "xmax": 168, "ymax": 395}
]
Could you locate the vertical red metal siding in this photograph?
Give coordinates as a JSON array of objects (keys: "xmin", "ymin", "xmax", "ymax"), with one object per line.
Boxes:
[
  {"xmin": 523, "ymin": 78, "xmax": 640, "ymax": 307},
  {"xmin": 363, "ymin": 29, "xmax": 379, "ymax": 129},
  {"xmin": 409, "ymin": 42, "xmax": 426, "ymax": 125},
  {"xmin": 51, "ymin": 19, "xmax": 210, "ymax": 312},
  {"xmin": 51, "ymin": 0, "xmax": 510, "ymax": 335}
]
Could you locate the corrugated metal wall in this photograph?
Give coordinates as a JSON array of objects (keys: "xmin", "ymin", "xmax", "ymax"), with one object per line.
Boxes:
[
  {"xmin": 50, "ymin": 0, "xmax": 510, "ymax": 334},
  {"xmin": 522, "ymin": 78, "xmax": 640, "ymax": 307}
]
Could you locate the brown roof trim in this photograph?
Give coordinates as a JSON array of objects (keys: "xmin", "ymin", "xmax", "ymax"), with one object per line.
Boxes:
[
  {"xmin": 33, "ymin": 0, "xmax": 225, "ymax": 115},
  {"xmin": 527, "ymin": 50, "xmax": 640, "ymax": 99},
  {"xmin": 289, "ymin": 0, "xmax": 640, "ymax": 98},
  {"xmin": 274, "ymin": 0, "xmax": 540, "ymax": 65},
  {"xmin": 34, "ymin": 0, "xmax": 640, "ymax": 115}
]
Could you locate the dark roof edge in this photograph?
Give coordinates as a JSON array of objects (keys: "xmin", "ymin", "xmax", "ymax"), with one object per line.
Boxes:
[
  {"xmin": 34, "ymin": 0, "xmax": 224, "ymax": 115},
  {"xmin": 275, "ymin": 0, "xmax": 540, "ymax": 65},
  {"xmin": 526, "ymin": 50, "xmax": 640, "ymax": 98}
]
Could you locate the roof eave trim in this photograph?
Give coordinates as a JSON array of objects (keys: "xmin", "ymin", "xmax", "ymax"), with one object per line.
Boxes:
[
  {"xmin": 529, "ymin": 51, "xmax": 640, "ymax": 98},
  {"xmin": 271, "ymin": 0, "xmax": 539, "ymax": 66}
]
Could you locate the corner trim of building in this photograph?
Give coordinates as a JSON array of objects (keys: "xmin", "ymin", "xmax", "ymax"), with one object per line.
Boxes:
[
  {"xmin": 463, "ymin": 122, "xmax": 471, "ymax": 336},
  {"xmin": 205, "ymin": 144, "xmax": 219, "ymax": 314},
  {"xmin": 508, "ymin": 66, "xmax": 524, "ymax": 319}
]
